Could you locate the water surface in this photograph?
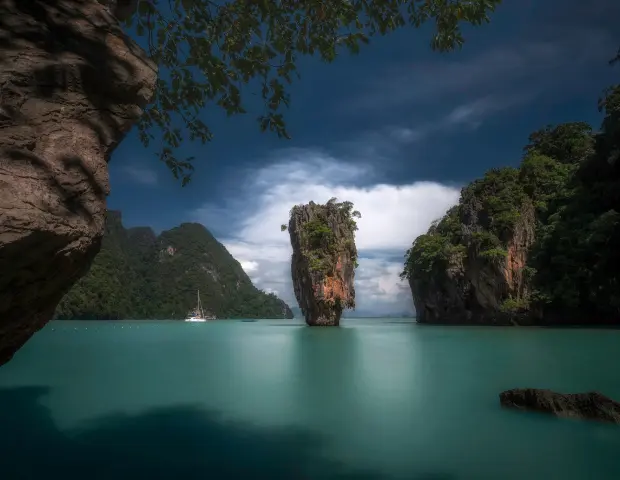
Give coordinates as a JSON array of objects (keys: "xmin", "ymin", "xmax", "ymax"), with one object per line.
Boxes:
[{"xmin": 1, "ymin": 318, "xmax": 620, "ymax": 479}]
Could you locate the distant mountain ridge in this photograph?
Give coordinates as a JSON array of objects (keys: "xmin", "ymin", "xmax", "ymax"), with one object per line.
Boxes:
[{"xmin": 55, "ymin": 211, "xmax": 294, "ymax": 320}]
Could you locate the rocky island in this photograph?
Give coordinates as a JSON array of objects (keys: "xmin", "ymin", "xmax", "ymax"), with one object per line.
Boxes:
[
  {"xmin": 401, "ymin": 84, "xmax": 620, "ymax": 326},
  {"xmin": 282, "ymin": 198, "xmax": 360, "ymax": 326},
  {"xmin": 55, "ymin": 211, "xmax": 293, "ymax": 320}
]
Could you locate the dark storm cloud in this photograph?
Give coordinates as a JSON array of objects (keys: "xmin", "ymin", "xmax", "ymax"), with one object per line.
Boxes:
[
  {"xmin": 540, "ymin": 0, "xmax": 620, "ymax": 35},
  {"xmin": 342, "ymin": 0, "xmax": 618, "ymax": 116}
]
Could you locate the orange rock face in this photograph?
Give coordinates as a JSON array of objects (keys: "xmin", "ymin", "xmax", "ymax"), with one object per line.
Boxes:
[{"xmin": 323, "ymin": 264, "xmax": 349, "ymax": 302}]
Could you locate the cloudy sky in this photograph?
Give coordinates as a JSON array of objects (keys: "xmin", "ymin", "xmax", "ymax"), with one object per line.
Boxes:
[{"xmin": 108, "ymin": 0, "xmax": 619, "ymax": 316}]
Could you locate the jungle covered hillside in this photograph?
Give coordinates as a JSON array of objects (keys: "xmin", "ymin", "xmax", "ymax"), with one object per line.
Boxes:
[
  {"xmin": 55, "ymin": 211, "xmax": 293, "ymax": 320},
  {"xmin": 402, "ymin": 84, "xmax": 620, "ymax": 324}
]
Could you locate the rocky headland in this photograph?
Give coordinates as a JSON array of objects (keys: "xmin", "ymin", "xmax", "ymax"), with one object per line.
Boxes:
[
  {"xmin": 283, "ymin": 198, "xmax": 360, "ymax": 326},
  {"xmin": 402, "ymin": 85, "xmax": 620, "ymax": 326},
  {"xmin": 406, "ymin": 194, "xmax": 536, "ymax": 326},
  {"xmin": 0, "ymin": 0, "xmax": 157, "ymax": 365}
]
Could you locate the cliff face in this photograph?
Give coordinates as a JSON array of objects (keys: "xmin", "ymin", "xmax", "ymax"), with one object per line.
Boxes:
[
  {"xmin": 0, "ymin": 0, "xmax": 157, "ymax": 364},
  {"xmin": 409, "ymin": 200, "xmax": 535, "ymax": 325},
  {"xmin": 55, "ymin": 211, "xmax": 294, "ymax": 320},
  {"xmin": 287, "ymin": 200, "xmax": 359, "ymax": 326}
]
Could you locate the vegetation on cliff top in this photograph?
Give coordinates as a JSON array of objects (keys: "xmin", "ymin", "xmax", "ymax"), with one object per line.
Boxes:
[
  {"xmin": 402, "ymin": 81, "xmax": 620, "ymax": 321},
  {"xmin": 282, "ymin": 197, "xmax": 361, "ymax": 278},
  {"xmin": 120, "ymin": 0, "xmax": 500, "ymax": 183},
  {"xmin": 55, "ymin": 212, "xmax": 293, "ymax": 320}
]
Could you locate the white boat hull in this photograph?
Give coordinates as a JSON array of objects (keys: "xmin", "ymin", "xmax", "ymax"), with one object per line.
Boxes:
[{"xmin": 185, "ymin": 317, "xmax": 207, "ymax": 322}]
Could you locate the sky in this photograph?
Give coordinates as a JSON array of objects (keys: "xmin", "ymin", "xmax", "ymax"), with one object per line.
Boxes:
[{"xmin": 107, "ymin": 0, "xmax": 619, "ymax": 316}]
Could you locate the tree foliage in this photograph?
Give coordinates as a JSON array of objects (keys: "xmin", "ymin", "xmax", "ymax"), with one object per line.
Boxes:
[
  {"xmin": 524, "ymin": 122, "xmax": 594, "ymax": 164},
  {"xmin": 460, "ymin": 166, "xmax": 528, "ymax": 241},
  {"xmin": 121, "ymin": 0, "xmax": 502, "ymax": 184},
  {"xmin": 402, "ymin": 81, "xmax": 620, "ymax": 322},
  {"xmin": 530, "ymin": 83, "xmax": 620, "ymax": 316}
]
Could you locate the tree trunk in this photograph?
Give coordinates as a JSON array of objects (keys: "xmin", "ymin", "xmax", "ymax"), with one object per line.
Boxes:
[{"xmin": 0, "ymin": 0, "xmax": 157, "ymax": 365}]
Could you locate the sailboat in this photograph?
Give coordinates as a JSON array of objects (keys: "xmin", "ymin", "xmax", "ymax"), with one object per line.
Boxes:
[{"xmin": 185, "ymin": 289, "xmax": 212, "ymax": 322}]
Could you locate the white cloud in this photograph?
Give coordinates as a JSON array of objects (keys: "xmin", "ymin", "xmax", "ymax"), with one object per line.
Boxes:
[
  {"xmin": 192, "ymin": 150, "xmax": 460, "ymax": 315},
  {"xmin": 240, "ymin": 260, "xmax": 259, "ymax": 273},
  {"xmin": 443, "ymin": 92, "xmax": 536, "ymax": 128},
  {"xmin": 380, "ymin": 92, "xmax": 536, "ymax": 146},
  {"xmin": 122, "ymin": 165, "xmax": 158, "ymax": 186},
  {"xmin": 385, "ymin": 126, "xmax": 425, "ymax": 143},
  {"xmin": 263, "ymin": 287, "xmax": 280, "ymax": 296}
]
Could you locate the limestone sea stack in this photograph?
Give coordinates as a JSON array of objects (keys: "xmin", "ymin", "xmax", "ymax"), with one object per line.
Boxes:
[
  {"xmin": 0, "ymin": 0, "xmax": 157, "ymax": 365},
  {"xmin": 284, "ymin": 198, "xmax": 360, "ymax": 326},
  {"xmin": 411, "ymin": 200, "xmax": 535, "ymax": 325},
  {"xmin": 402, "ymin": 168, "xmax": 536, "ymax": 326},
  {"xmin": 500, "ymin": 388, "xmax": 620, "ymax": 424}
]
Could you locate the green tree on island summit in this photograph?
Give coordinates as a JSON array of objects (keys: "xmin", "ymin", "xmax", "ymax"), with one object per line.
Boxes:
[{"xmin": 119, "ymin": 0, "xmax": 502, "ymax": 184}]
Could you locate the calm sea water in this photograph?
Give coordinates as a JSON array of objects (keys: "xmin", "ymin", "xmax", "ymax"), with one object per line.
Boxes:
[{"xmin": 1, "ymin": 318, "xmax": 620, "ymax": 479}]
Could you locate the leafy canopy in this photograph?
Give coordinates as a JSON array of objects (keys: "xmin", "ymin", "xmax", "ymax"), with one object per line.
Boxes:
[
  {"xmin": 524, "ymin": 122, "xmax": 594, "ymax": 165},
  {"xmin": 124, "ymin": 0, "xmax": 502, "ymax": 184}
]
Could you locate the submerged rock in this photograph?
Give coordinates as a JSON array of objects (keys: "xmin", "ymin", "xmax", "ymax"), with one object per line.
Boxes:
[
  {"xmin": 0, "ymin": 0, "xmax": 157, "ymax": 365},
  {"xmin": 285, "ymin": 199, "xmax": 360, "ymax": 326},
  {"xmin": 499, "ymin": 388, "xmax": 620, "ymax": 424}
]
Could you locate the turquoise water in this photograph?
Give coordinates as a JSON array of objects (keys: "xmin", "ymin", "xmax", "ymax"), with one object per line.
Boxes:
[{"xmin": 1, "ymin": 319, "xmax": 620, "ymax": 479}]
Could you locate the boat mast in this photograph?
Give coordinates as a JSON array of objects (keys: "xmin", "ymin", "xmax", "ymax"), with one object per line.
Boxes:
[{"xmin": 197, "ymin": 289, "xmax": 203, "ymax": 317}]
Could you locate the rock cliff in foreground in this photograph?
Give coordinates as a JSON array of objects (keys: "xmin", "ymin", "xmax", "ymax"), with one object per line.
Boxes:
[
  {"xmin": 285, "ymin": 199, "xmax": 360, "ymax": 326},
  {"xmin": 0, "ymin": 0, "xmax": 156, "ymax": 365},
  {"xmin": 55, "ymin": 211, "xmax": 294, "ymax": 320},
  {"xmin": 500, "ymin": 388, "xmax": 620, "ymax": 424},
  {"xmin": 402, "ymin": 88, "xmax": 620, "ymax": 325}
]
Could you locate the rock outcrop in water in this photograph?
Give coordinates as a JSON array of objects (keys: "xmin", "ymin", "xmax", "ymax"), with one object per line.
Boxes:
[
  {"xmin": 0, "ymin": 0, "xmax": 157, "ymax": 365},
  {"xmin": 402, "ymin": 88, "xmax": 620, "ymax": 325},
  {"xmin": 500, "ymin": 388, "xmax": 620, "ymax": 424},
  {"xmin": 284, "ymin": 198, "xmax": 360, "ymax": 326},
  {"xmin": 406, "ymin": 192, "xmax": 536, "ymax": 326}
]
